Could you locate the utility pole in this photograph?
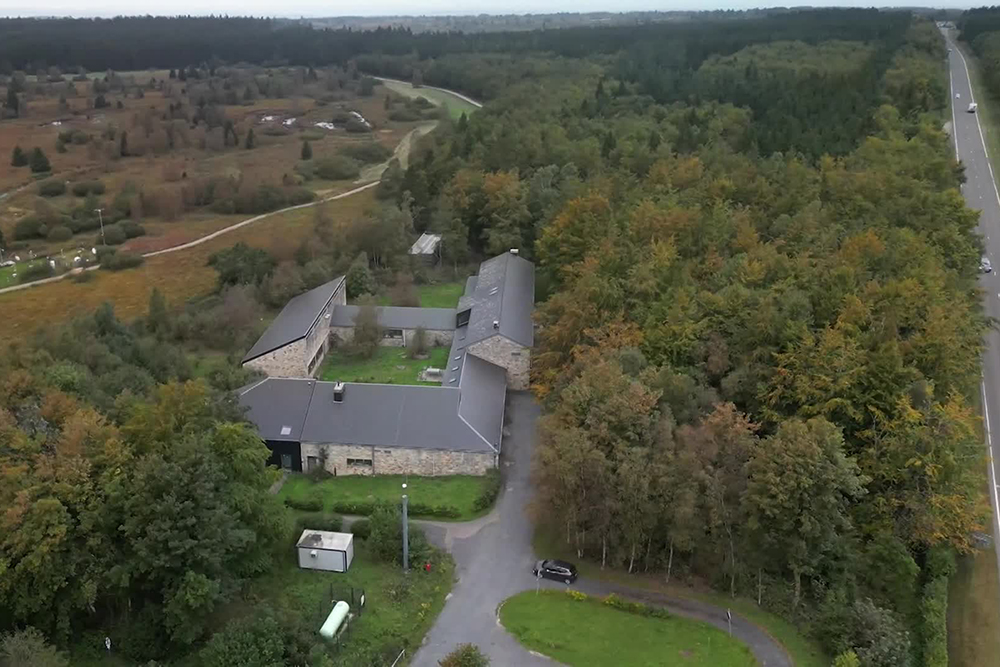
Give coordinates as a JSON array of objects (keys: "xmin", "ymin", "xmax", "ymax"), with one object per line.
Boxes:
[
  {"xmin": 401, "ymin": 483, "xmax": 409, "ymax": 571},
  {"xmin": 94, "ymin": 208, "xmax": 105, "ymax": 245}
]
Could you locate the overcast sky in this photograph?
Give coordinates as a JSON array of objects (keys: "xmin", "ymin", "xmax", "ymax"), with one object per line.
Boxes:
[{"xmin": 0, "ymin": 1, "xmax": 976, "ymax": 19}]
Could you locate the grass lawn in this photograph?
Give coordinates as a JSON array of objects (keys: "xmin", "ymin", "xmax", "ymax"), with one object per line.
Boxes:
[
  {"xmin": 377, "ymin": 281, "xmax": 464, "ymax": 309},
  {"xmin": 319, "ymin": 346, "xmax": 449, "ymax": 385},
  {"xmin": 500, "ymin": 589, "xmax": 756, "ymax": 667},
  {"xmin": 68, "ymin": 528, "xmax": 455, "ymax": 667},
  {"xmin": 532, "ymin": 526, "xmax": 828, "ymax": 667},
  {"xmin": 279, "ymin": 473, "xmax": 491, "ymax": 521}
]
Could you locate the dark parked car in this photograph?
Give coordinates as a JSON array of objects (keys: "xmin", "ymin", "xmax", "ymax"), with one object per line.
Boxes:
[{"xmin": 533, "ymin": 559, "xmax": 578, "ymax": 584}]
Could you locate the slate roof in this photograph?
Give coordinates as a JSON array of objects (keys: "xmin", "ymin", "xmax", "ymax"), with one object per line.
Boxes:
[
  {"xmin": 239, "ymin": 377, "xmax": 315, "ymax": 441},
  {"xmin": 330, "ymin": 305, "xmax": 457, "ymax": 331},
  {"xmin": 242, "ymin": 277, "xmax": 345, "ymax": 363},
  {"xmin": 239, "ymin": 375, "xmax": 504, "ymax": 453},
  {"xmin": 456, "ymin": 252, "xmax": 534, "ymax": 348}
]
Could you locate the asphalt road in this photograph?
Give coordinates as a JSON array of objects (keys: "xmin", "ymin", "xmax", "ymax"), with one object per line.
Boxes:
[
  {"xmin": 943, "ymin": 30, "xmax": 1000, "ymax": 599},
  {"xmin": 410, "ymin": 392, "xmax": 791, "ymax": 667}
]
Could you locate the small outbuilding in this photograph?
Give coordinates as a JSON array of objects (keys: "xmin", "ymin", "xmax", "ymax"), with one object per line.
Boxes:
[{"xmin": 296, "ymin": 530, "xmax": 355, "ymax": 572}]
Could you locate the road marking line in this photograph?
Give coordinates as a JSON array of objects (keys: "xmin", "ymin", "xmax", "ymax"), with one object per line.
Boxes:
[
  {"xmin": 953, "ymin": 40, "xmax": 1000, "ymax": 206},
  {"xmin": 981, "ymin": 380, "xmax": 1000, "ymax": 547}
]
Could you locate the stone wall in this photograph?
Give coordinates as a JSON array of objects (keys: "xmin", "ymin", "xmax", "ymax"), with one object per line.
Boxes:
[
  {"xmin": 467, "ymin": 335, "xmax": 530, "ymax": 390},
  {"xmin": 245, "ymin": 339, "xmax": 308, "ymax": 377},
  {"xmin": 300, "ymin": 442, "xmax": 494, "ymax": 476},
  {"xmin": 329, "ymin": 325, "xmax": 453, "ymax": 350}
]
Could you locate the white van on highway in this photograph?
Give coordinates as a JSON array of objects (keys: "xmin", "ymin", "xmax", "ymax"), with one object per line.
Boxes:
[{"xmin": 969, "ymin": 102, "xmax": 979, "ymax": 113}]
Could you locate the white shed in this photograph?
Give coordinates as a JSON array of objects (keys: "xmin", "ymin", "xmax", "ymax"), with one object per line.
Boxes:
[{"xmin": 296, "ymin": 530, "xmax": 355, "ymax": 572}]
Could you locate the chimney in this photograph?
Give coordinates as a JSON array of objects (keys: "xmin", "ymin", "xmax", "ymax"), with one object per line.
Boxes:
[
  {"xmin": 509, "ymin": 248, "xmax": 519, "ymax": 255},
  {"xmin": 333, "ymin": 381, "xmax": 345, "ymax": 403},
  {"xmin": 493, "ymin": 320, "xmax": 499, "ymax": 330}
]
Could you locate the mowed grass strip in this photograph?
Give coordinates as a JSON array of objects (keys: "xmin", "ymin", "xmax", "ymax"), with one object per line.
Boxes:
[
  {"xmin": 0, "ymin": 189, "xmax": 375, "ymax": 344},
  {"xmin": 948, "ymin": 550, "xmax": 1000, "ymax": 666},
  {"xmin": 379, "ymin": 79, "xmax": 480, "ymax": 119},
  {"xmin": 500, "ymin": 590, "xmax": 757, "ymax": 667},
  {"xmin": 279, "ymin": 473, "xmax": 490, "ymax": 520},
  {"xmin": 319, "ymin": 346, "xmax": 449, "ymax": 385}
]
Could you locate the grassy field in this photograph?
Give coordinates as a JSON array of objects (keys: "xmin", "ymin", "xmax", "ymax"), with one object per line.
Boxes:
[
  {"xmin": 379, "ymin": 79, "xmax": 480, "ymax": 120},
  {"xmin": 532, "ymin": 526, "xmax": 827, "ymax": 667},
  {"xmin": 280, "ymin": 473, "xmax": 490, "ymax": 520},
  {"xmin": 949, "ymin": 549, "xmax": 1000, "ymax": 667},
  {"xmin": 0, "ymin": 188, "xmax": 376, "ymax": 345},
  {"xmin": 319, "ymin": 346, "xmax": 449, "ymax": 385},
  {"xmin": 378, "ymin": 281, "xmax": 464, "ymax": 309},
  {"xmin": 69, "ymin": 531, "xmax": 454, "ymax": 666},
  {"xmin": 500, "ymin": 589, "xmax": 756, "ymax": 667}
]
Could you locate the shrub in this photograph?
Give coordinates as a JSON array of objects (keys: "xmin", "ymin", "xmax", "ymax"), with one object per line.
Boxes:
[
  {"xmin": 19, "ymin": 262, "xmax": 55, "ymax": 283},
  {"xmin": 101, "ymin": 252, "xmax": 144, "ymax": 271},
  {"xmin": 199, "ymin": 612, "xmax": 285, "ymax": 667},
  {"xmin": 95, "ymin": 245, "xmax": 118, "ymax": 261},
  {"xmin": 100, "ymin": 224, "xmax": 127, "ymax": 245},
  {"xmin": 46, "ymin": 225, "xmax": 73, "ymax": 242},
  {"xmin": 408, "ymin": 326, "xmax": 429, "ymax": 359},
  {"xmin": 72, "ymin": 270, "xmax": 95, "ymax": 283},
  {"xmin": 284, "ymin": 491, "xmax": 324, "ymax": 512},
  {"xmin": 10, "ymin": 145, "xmax": 28, "ymax": 167},
  {"xmin": 294, "ymin": 513, "xmax": 343, "ymax": 533},
  {"xmin": 920, "ymin": 577, "xmax": 948, "ymax": 667},
  {"xmin": 601, "ymin": 593, "xmax": 671, "ymax": 619},
  {"xmin": 439, "ymin": 644, "xmax": 490, "ymax": 667},
  {"xmin": 1, "ymin": 627, "xmax": 70, "ymax": 667},
  {"xmin": 341, "ymin": 140, "xmax": 392, "ymax": 164},
  {"xmin": 120, "ymin": 220, "xmax": 146, "ymax": 238},
  {"xmin": 38, "ymin": 179, "xmax": 66, "ymax": 197},
  {"xmin": 408, "ymin": 502, "xmax": 461, "ymax": 519},
  {"xmin": 349, "ymin": 519, "xmax": 370, "ymax": 539},
  {"xmin": 14, "ymin": 215, "xmax": 45, "ymax": 240},
  {"xmin": 473, "ymin": 468, "xmax": 501, "ymax": 512},
  {"xmin": 331, "ymin": 500, "xmax": 376, "ymax": 515},
  {"xmin": 29, "ymin": 147, "xmax": 51, "ymax": 173},
  {"xmin": 314, "ymin": 155, "xmax": 360, "ymax": 180},
  {"xmin": 71, "ymin": 180, "xmax": 106, "ymax": 196}
]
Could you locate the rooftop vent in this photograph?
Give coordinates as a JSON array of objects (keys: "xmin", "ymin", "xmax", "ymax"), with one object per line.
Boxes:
[
  {"xmin": 493, "ymin": 320, "xmax": 499, "ymax": 330},
  {"xmin": 280, "ymin": 426, "xmax": 292, "ymax": 436},
  {"xmin": 333, "ymin": 381, "xmax": 345, "ymax": 403},
  {"xmin": 510, "ymin": 248, "xmax": 519, "ymax": 255}
]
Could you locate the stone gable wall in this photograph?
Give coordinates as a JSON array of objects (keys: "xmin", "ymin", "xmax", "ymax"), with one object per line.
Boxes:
[
  {"xmin": 245, "ymin": 339, "xmax": 308, "ymax": 377},
  {"xmin": 467, "ymin": 335, "xmax": 530, "ymax": 390}
]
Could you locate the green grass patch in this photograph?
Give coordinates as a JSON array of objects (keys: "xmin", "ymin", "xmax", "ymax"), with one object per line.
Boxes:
[
  {"xmin": 380, "ymin": 79, "xmax": 479, "ymax": 120},
  {"xmin": 949, "ymin": 549, "xmax": 1000, "ymax": 667},
  {"xmin": 377, "ymin": 281, "xmax": 464, "ymax": 309},
  {"xmin": 69, "ymin": 534, "xmax": 454, "ymax": 667},
  {"xmin": 500, "ymin": 589, "xmax": 756, "ymax": 667},
  {"xmin": 319, "ymin": 346, "xmax": 449, "ymax": 385},
  {"xmin": 532, "ymin": 526, "xmax": 827, "ymax": 667},
  {"xmin": 279, "ymin": 473, "xmax": 491, "ymax": 521}
]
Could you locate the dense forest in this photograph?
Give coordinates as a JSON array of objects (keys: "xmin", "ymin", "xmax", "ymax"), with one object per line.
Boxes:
[
  {"xmin": 390, "ymin": 14, "xmax": 974, "ymax": 667},
  {"xmin": 0, "ymin": 8, "xmax": 983, "ymax": 667},
  {"xmin": 961, "ymin": 7, "xmax": 1000, "ymax": 103}
]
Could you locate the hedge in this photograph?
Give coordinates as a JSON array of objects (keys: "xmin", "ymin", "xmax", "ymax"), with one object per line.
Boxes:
[
  {"xmin": 601, "ymin": 593, "xmax": 672, "ymax": 620},
  {"xmin": 47, "ymin": 225, "xmax": 73, "ymax": 242},
  {"xmin": 294, "ymin": 513, "xmax": 343, "ymax": 534},
  {"xmin": 920, "ymin": 576, "xmax": 948, "ymax": 667},
  {"xmin": 284, "ymin": 494, "xmax": 324, "ymax": 512},
  {"xmin": 71, "ymin": 180, "xmax": 106, "ymax": 196},
  {"xmin": 473, "ymin": 468, "xmax": 501, "ymax": 512},
  {"xmin": 330, "ymin": 499, "xmax": 460, "ymax": 519}
]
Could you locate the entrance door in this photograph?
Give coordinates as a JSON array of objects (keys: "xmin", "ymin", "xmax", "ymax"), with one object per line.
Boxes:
[
  {"xmin": 281, "ymin": 453, "xmax": 293, "ymax": 470},
  {"xmin": 307, "ymin": 456, "xmax": 319, "ymax": 472}
]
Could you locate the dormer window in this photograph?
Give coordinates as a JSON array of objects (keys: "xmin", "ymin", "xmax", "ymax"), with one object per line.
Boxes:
[{"xmin": 456, "ymin": 308, "xmax": 471, "ymax": 328}]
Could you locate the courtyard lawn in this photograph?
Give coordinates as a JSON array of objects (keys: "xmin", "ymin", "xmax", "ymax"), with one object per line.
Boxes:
[
  {"xmin": 280, "ymin": 473, "xmax": 491, "ymax": 521},
  {"xmin": 378, "ymin": 281, "xmax": 464, "ymax": 309},
  {"xmin": 500, "ymin": 590, "xmax": 757, "ymax": 667},
  {"xmin": 319, "ymin": 346, "xmax": 449, "ymax": 385}
]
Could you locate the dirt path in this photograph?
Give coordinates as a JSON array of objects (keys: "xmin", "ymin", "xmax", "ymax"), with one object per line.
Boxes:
[{"xmin": 357, "ymin": 121, "xmax": 437, "ymax": 183}]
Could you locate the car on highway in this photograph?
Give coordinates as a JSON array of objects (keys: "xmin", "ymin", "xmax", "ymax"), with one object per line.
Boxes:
[
  {"xmin": 969, "ymin": 102, "xmax": 979, "ymax": 113},
  {"xmin": 533, "ymin": 559, "xmax": 578, "ymax": 584},
  {"xmin": 983, "ymin": 257, "xmax": 993, "ymax": 273}
]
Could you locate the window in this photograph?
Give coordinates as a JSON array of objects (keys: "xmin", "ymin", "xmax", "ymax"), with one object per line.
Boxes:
[
  {"xmin": 307, "ymin": 456, "xmax": 319, "ymax": 471},
  {"xmin": 382, "ymin": 328, "xmax": 403, "ymax": 340},
  {"xmin": 347, "ymin": 458, "xmax": 373, "ymax": 467},
  {"xmin": 456, "ymin": 308, "xmax": 471, "ymax": 328}
]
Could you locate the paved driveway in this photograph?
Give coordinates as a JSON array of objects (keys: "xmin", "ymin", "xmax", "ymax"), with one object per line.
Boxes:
[{"xmin": 411, "ymin": 391, "xmax": 791, "ymax": 667}]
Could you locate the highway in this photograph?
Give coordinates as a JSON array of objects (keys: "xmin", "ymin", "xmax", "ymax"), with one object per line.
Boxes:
[{"xmin": 943, "ymin": 29, "xmax": 1000, "ymax": 592}]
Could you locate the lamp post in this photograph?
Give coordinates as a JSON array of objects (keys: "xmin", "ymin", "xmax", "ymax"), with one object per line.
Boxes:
[
  {"xmin": 401, "ymin": 483, "xmax": 409, "ymax": 572},
  {"xmin": 94, "ymin": 208, "xmax": 106, "ymax": 245}
]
